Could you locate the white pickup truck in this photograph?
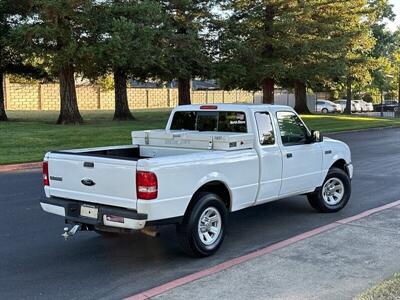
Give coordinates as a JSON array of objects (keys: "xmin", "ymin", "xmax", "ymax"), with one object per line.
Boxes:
[{"xmin": 41, "ymin": 104, "xmax": 353, "ymax": 257}]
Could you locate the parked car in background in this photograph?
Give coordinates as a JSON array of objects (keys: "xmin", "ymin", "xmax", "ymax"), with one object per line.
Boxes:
[
  {"xmin": 364, "ymin": 101, "xmax": 374, "ymax": 112},
  {"xmin": 336, "ymin": 100, "xmax": 361, "ymax": 113},
  {"xmin": 316, "ymin": 100, "xmax": 342, "ymax": 113},
  {"xmin": 353, "ymin": 100, "xmax": 373, "ymax": 112},
  {"xmin": 373, "ymin": 100, "xmax": 399, "ymax": 112}
]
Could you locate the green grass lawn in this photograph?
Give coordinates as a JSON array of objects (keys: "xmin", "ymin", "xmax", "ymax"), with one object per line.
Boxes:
[{"xmin": 1, "ymin": 110, "xmax": 399, "ymax": 165}]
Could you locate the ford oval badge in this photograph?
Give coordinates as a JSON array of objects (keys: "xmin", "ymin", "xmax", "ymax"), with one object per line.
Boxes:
[{"xmin": 81, "ymin": 178, "xmax": 96, "ymax": 187}]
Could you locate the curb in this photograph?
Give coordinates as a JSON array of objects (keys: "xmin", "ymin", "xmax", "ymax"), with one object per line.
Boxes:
[
  {"xmin": 0, "ymin": 162, "xmax": 42, "ymax": 173},
  {"xmin": 126, "ymin": 199, "xmax": 400, "ymax": 300}
]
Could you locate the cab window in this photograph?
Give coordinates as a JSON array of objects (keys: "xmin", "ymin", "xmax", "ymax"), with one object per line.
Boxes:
[
  {"xmin": 276, "ymin": 111, "xmax": 310, "ymax": 146},
  {"xmin": 255, "ymin": 112, "xmax": 275, "ymax": 145},
  {"xmin": 170, "ymin": 111, "xmax": 247, "ymax": 133}
]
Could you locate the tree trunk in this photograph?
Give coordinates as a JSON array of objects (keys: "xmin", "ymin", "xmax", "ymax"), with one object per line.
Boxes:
[
  {"xmin": 0, "ymin": 72, "xmax": 8, "ymax": 121},
  {"xmin": 57, "ymin": 63, "xmax": 83, "ymax": 124},
  {"xmin": 294, "ymin": 80, "xmax": 310, "ymax": 114},
  {"xmin": 262, "ymin": 77, "xmax": 274, "ymax": 104},
  {"xmin": 178, "ymin": 78, "xmax": 191, "ymax": 105},
  {"xmin": 113, "ymin": 69, "xmax": 134, "ymax": 121},
  {"xmin": 344, "ymin": 76, "xmax": 352, "ymax": 115}
]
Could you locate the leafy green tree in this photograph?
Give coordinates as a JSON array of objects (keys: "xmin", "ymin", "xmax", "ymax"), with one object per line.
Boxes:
[
  {"xmin": 288, "ymin": 0, "xmax": 347, "ymax": 113},
  {"xmin": 86, "ymin": 0, "xmax": 166, "ymax": 120},
  {"xmin": 340, "ymin": 0, "xmax": 392, "ymax": 114},
  {"xmin": 217, "ymin": 0, "xmax": 295, "ymax": 104},
  {"xmin": 161, "ymin": 0, "xmax": 215, "ymax": 105},
  {"xmin": 0, "ymin": 0, "xmax": 47, "ymax": 121},
  {"xmin": 218, "ymin": 0, "xmax": 367, "ymax": 112},
  {"xmin": 15, "ymin": 0, "xmax": 97, "ymax": 124},
  {"xmin": 366, "ymin": 2, "xmax": 396, "ymax": 103},
  {"xmin": 288, "ymin": 0, "xmax": 378, "ymax": 114}
]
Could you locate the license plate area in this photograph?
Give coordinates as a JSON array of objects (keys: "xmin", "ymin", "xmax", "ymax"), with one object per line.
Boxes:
[{"xmin": 80, "ymin": 204, "xmax": 99, "ymax": 219}]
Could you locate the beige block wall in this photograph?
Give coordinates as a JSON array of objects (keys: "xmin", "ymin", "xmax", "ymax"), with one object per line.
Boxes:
[
  {"xmin": 77, "ymin": 86, "xmax": 100, "ymax": 110},
  {"xmin": 192, "ymin": 91, "xmax": 207, "ymax": 104},
  {"xmin": 41, "ymin": 84, "xmax": 60, "ymax": 110},
  {"xmin": 100, "ymin": 90, "xmax": 115, "ymax": 110},
  {"xmin": 5, "ymin": 82, "xmax": 256, "ymax": 111},
  {"xmin": 8, "ymin": 83, "xmax": 40, "ymax": 110},
  {"xmin": 170, "ymin": 89, "xmax": 179, "ymax": 107},
  {"xmin": 128, "ymin": 88, "xmax": 147, "ymax": 109},
  {"xmin": 148, "ymin": 89, "xmax": 169, "ymax": 108}
]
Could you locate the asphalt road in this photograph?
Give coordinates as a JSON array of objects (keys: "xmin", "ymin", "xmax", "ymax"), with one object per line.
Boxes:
[{"xmin": 1, "ymin": 128, "xmax": 399, "ymax": 300}]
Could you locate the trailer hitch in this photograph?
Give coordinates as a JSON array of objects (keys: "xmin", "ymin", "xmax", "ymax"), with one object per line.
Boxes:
[{"xmin": 62, "ymin": 224, "xmax": 81, "ymax": 240}]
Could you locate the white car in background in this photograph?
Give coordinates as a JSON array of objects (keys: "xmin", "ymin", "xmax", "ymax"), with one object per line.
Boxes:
[
  {"xmin": 353, "ymin": 100, "xmax": 373, "ymax": 112},
  {"xmin": 316, "ymin": 100, "xmax": 342, "ymax": 114},
  {"xmin": 364, "ymin": 101, "xmax": 374, "ymax": 112},
  {"xmin": 336, "ymin": 100, "xmax": 362, "ymax": 113}
]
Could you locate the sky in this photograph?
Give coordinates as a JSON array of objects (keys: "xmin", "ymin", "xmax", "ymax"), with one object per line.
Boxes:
[{"xmin": 388, "ymin": 0, "xmax": 400, "ymax": 31}]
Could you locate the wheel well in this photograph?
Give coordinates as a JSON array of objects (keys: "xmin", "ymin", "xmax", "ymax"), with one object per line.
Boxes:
[
  {"xmin": 330, "ymin": 159, "xmax": 348, "ymax": 175},
  {"xmin": 188, "ymin": 181, "xmax": 232, "ymax": 212}
]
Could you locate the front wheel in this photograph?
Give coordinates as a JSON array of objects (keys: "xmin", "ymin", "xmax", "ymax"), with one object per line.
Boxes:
[
  {"xmin": 177, "ymin": 193, "xmax": 227, "ymax": 257},
  {"xmin": 308, "ymin": 167, "xmax": 351, "ymax": 213}
]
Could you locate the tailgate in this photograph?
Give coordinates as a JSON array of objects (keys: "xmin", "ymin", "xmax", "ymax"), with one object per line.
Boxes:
[{"xmin": 47, "ymin": 153, "xmax": 138, "ymax": 210}]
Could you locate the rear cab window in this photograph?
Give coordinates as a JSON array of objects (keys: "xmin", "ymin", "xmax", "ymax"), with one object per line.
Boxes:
[{"xmin": 170, "ymin": 111, "xmax": 248, "ymax": 133}]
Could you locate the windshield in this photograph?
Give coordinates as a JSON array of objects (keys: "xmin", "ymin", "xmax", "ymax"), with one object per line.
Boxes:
[{"xmin": 170, "ymin": 111, "xmax": 248, "ymax": 133}]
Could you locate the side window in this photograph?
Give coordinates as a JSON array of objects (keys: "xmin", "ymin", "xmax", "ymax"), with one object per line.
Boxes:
[
  {"xmin": 255, "ymin": 112, "xmax": 275, "ymax": 145},
  {"xmin": 276, "ymin": 111, "xmax": 310, "ymax": 146}
]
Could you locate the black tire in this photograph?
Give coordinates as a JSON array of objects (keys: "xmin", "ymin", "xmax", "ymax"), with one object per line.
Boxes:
[
  {"xmin": 322, "ymin": 108, "xmax": 329, "ymax": 114},
  {"xmin": 176, "ymin": 192, "xmax": 227, "ymax": 257},
  {"xmin": 308, "ymin": 167, "xmax": 351, "ymax": 213}
]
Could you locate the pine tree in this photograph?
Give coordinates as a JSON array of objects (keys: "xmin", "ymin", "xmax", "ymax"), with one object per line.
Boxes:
[
  {"xmin": 0, "ymin": 0, "xmax": 46, "ymax": 121},
  {"xmin": 161, "ymin": 0, "xmax": 215, "ymax": 105},
  {"xmin": 87, "ymin": 0, "xmax": 166, "ymax": 120},
  {"xmin": 218, "ymin": 0, "xmax": 296, "ymax": 104},
  {"xmin": 14, "ymin": 0, "xmax": 97, "ymax": 124}
]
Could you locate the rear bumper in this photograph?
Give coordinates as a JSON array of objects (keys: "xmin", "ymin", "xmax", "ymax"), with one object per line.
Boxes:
[{"xmin": 40, "ymin": 197, "xmax": 147, "ymax": 230}]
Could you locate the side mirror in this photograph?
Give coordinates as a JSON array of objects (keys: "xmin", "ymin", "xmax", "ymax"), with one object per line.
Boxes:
[{"xmin": 311, "ymin": 130, "xmax": 323, "ymax": 143}]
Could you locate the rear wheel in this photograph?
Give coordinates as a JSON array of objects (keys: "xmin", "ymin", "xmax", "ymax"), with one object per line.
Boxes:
[
  {"xmin": 308, "ymin": 167, "xmax": 351, "ymax": 213},
  {"xmin": 322, "ymin": 108, "xmax": 329, "ymax": 114},
  {"xmin": 177, "ymin": 192, "xmax": 227, "ymax": 257}
]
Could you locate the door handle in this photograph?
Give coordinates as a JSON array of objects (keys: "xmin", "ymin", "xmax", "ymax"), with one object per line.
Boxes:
[{"xmin": 286, "ymin": 153, "xmax": 293, "ymax": 158}]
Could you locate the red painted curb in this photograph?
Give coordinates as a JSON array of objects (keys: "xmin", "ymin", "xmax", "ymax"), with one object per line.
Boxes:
[
  {"xmin": 0, "ymin": 162, "xmax": 42, "ymax": 173},
  {"xmin": 126, "ymin": 200, "xmax": 400, "ymax": 300}
]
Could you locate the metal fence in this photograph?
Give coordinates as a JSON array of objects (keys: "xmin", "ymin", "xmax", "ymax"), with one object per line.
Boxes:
[{"xmin": 353, "ymin": 111, "xmax": 399, "ymax": 118}]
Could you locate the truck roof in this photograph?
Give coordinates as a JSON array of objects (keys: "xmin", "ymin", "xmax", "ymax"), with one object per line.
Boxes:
[{"xmin": 174, "ymin": 103, "xmax": 294, "ymax": 113}]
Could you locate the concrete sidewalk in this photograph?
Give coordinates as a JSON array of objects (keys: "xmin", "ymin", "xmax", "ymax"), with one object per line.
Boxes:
[{"xmin": 150, "ymin": 205, "xmax": 400, "ymax": 300}]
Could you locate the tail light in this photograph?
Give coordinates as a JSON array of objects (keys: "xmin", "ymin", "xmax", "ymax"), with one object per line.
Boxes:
[
  {"xmin": 136, "ymin": 171, "xmax": 158, "ymax": 200},
  {"xmin": 43, "ymin": 161, "xmax": 49, "ymax": 186}
]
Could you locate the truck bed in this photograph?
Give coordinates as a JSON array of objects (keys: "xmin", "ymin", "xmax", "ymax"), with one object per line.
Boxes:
[{"xmin": 52, "ymin": 146, "xmax": 145, "ymax": 161}]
